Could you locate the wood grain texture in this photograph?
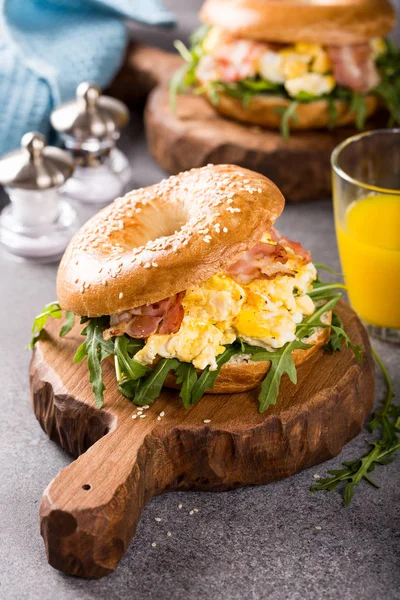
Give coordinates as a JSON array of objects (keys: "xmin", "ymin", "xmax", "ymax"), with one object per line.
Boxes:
[
  {"xmin": 110, "ymin": 44, "xmax": 385, "ymax": 202},
  {"xmin": 30, "ymin": 301, "xmax": 374, "ymax": 578}
]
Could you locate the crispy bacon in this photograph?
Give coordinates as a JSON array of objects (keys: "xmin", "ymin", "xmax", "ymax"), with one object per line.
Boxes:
[
  {"xmin": 225, "ymin": 229, "xmax": 311, "ymax": 284},
  {"xmin": 327, "ymin": 43, "xmax": 380, "ymax": 93},
  {"xmin": 279, "ymin": 237, "xmax": 311, "ymax": 264},
  {"xmin": 103, "ymin": 292, "xmax": 185, "ymax": 340}
]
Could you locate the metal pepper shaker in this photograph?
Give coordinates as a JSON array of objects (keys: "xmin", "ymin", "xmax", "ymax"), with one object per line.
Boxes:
[
  {"xmin": 51, "ymin": 82, "xmax": 131, "ymax": 206},
  {"xmin": 0, "ymin": 132, "xmax": 78, "ymax": 261}
]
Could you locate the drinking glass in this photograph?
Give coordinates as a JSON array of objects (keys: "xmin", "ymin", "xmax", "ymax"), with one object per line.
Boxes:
[{"xmin": 331, "ymin": 129, "xmax": 400, "ymax": 343}]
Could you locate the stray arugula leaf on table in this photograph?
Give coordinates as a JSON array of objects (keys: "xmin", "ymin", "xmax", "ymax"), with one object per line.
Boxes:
[{"xmin": 312, "ymin": 348, "xmax": 399, "ymax": 506}]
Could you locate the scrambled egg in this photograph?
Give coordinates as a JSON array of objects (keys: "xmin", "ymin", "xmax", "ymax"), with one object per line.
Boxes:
[
  {"xmin": 134, "ymin": 258, "xmax": 317, "ymax": 371},
  {"xmin": 258, "ymin": 43, "xmax": 334, "ymax": 98}
]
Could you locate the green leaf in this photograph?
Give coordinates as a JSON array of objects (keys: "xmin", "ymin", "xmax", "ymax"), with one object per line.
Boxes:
[
  {"xmin": 114, "ymin": 335, "xmax": 150, "ymax": 381},
  {"xmin": 60, "ymin": 311, "xmax": 75, "ymax": 337},
  {"xmin": 169, "ymin": 63, "xmax": 190, "ymax": 112},
  {"xmin": 29, "ymin": 301, "xmax": 62, "ymax": 348},
  {"xmin": 323, "ymin": 312, "xmax": 363, "ymax": 363},
  {"xmin": 130, "ymin": 358, "xmax": 180, "ymax": 407},
  {"xmin": 175, "ymin": 362, "xmax": 198, "ymax": 408},
  {"xmin": 82, "ymin": 319, "xmax": 115, "ymax": 408},
  {"xmin": 275, "ymin": 101, "xmax": 299, "ymax": 140},
  {"xmin": 312, "ymin": 347, "xmax": 399, "ymax": 506},
  {"xmin": 190, "ymin": 346, "xmax": 239, "ymax": 405},
  {"xmin": 73, "ymin": 340, "xmax": 88, "ymax": 363},
  {"xmin": 173, "ymin": 39, "xmax": 193, "ymax": 63},
  {"xmin": 314, "ymin": 263, "xmax": 343, "ymax": 277},
  {"xmin": 350, "ymin": 92, "xmax": 367, "ymax": 130},
  {"xmin": 327, "ymin": 97, "xmax": 338, "ymax": 130},
  {"xmin": 258, "ymin": 338, "xmax": 310, "ymax": 413}
]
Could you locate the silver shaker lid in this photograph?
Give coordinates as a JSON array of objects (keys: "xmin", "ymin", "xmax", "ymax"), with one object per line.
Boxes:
[
  {"xmin": 50, "ymin": 82, "xmax": 129, "ymax": 142},
  {"xmin": 0, "ymin": 132, "xmax": 74, "ymax": 190}
]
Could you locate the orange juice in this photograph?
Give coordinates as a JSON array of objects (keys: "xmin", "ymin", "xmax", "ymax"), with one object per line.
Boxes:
[{"xmin": 336, "ymin": 194, "xmax": 400, "ymax": 328}]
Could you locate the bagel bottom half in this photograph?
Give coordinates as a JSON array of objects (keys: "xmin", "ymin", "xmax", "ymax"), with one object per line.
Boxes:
[
  {"xmin": 164, "ymin": 312, "xmax": 332, "ymax": 394},
  {"xmin": 203, "ymin": 92, "xmax": 378, "ymax": 130}
]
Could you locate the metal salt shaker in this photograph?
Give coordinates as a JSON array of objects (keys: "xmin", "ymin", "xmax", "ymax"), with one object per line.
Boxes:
[
  {"xmin": 51, "ymin": 82, "xmax": 131, "ymax": 206},
  {"xmin": 0, "ymin": 132, "xmax": 78, "ymax": 261}
]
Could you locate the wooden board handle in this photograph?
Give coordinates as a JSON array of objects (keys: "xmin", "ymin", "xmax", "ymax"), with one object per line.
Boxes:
[{"xmin": 40, "ymin": 417, "xmax": 161, "ymax": 578}]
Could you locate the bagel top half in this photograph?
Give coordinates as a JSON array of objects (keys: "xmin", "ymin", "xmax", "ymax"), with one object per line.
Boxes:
[
  {"xmin": 57, "ymin": 165, "xmax": 285, "ymax": 317},
  {"xmin": 200, "ymin": 0, "xmax": 395, "ymax": 46}
]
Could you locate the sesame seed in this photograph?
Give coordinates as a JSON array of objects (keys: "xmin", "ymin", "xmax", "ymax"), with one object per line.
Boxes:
[
  {"xmin": 178, "ymin": 504, "xmax": 182, "ymax": 509},
  {"xmin": 142, "ymin": 405, "xmax": 150, "ymax": 409},
  {"xmin": 155, "ymin": 517, "xmax": 162, "ymax": 522},
  {"xmin": 152, "ymin": 262, "xmax": 158, "ymax": 267},
  {"xmin": 223, "ymin": 227, "xmax": 228, "ymax": 233},
  {"xmin": 203, "ymin": 419, "xmax": 211, "ymax": 423},
  {"xmin": 139, "ymin": 414, "xmax": 147, "ymax": 419},
  {"xmin": 313, "ymin": 474, "xmax": 321, "ymax": 480},
  {"xmin": 189, "ymin": 510, "xmax": 194, "ymax": 515},
  {"xmin": 159, "ymin": 411, "xmax": 165, "ymax": 417},
  {"xmin": 203, "ymin": 237, "xmax": 210, "ymax": 243},
  {"xmin": 119, "ymin": 292, "xmax": 123, "ymax": 299},
  {"xmin": 151, "ymin": 542, "xmax": 157, "ymax": 547},
  {"xmin": 132, "ymin": 414, "xmax": 137, "ymax": 419},
  {"xmin": 167, "ymin": 531, "xmax": 172, "ymax": 537},
  {"xmin": 257, "ymin": 188, "xmax": 262, "ymax": 193},
  {"xmin": 157, "ymin": 416, "xmax": 161, "ymax": 421},
  {"xmin": 315, "ymin": 526, "xmax": 322, "ymax": 531},
  {"xmin": 193, "ymin": 508, "xmax": 199, "ymax": 513},
  {"xmin": 144, "ymin": 262, "xmax": 151, "ymax": 269}
]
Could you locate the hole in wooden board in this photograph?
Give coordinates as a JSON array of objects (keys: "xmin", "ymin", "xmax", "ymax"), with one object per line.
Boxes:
[{"xmin": 82, "ymin": 484, "xmax": 91, "ymax": 491}]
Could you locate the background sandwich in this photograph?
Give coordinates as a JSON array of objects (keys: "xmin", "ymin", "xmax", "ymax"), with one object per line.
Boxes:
[{"xmin": 171, "ymin": 0, "xmax": 399, "ymax": 135}]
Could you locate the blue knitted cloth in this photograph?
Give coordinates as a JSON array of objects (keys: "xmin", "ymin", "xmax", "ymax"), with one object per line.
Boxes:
[{"xmin": 0, "ymin": 0, "xmax": 175, "ymax": 155}]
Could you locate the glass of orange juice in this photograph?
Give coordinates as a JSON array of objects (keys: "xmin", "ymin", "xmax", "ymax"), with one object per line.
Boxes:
[{"xmin": 332, "ymin": 129, "xmax": 400, "ymax": 343}]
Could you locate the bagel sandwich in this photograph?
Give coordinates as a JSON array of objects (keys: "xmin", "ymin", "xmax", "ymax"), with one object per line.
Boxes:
[
  {"xmin": 171, "ymin": 0, "xmax": 399, "ymax": 136},
  {"xmin": 30, "ymin": 165, "xmax": 361, "ymax": 413}
]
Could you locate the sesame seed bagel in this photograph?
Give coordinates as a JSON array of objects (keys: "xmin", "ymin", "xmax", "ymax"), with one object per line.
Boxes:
[
  {"xmin": 164, "ymin": 312, "xmax": 332, "ymax": 394},
  {"xmin": 57, "ymin": 164, "xmax": 284, "ymax": 317},
  {"xmin": 201, "ymin": 92, "xmax": 379, "ymax": 130},
  {"xmin": 200, "ymin": 0, "xmax": 395, "ymax": 46}
]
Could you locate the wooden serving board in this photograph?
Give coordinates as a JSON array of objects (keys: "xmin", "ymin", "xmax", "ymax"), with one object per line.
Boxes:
[
  {"xmin": 110, "ymin": 44, "xmax": 385, "ymax": 203},
  {"xmin": 30, "ymin": 300, "xmax": 374, "ymax": 579}
]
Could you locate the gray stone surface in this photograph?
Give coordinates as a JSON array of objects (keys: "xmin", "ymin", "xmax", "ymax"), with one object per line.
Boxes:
[{"xmin": 1, "ymin": 2, "xmax": 400, "ymax": 598}]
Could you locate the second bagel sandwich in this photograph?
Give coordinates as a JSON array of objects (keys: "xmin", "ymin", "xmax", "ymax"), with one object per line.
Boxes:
[{"xmin": 32, "ymin": 165, "xmax": 360, "ymax": 412}]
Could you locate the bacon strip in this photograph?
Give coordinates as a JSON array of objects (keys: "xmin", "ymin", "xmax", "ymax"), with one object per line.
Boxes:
[
  {"xmin": 327, "ymin": 43, "xmax": 380, "ymax": 93},
  {"xmin": 104, "ymin": 292, "xmax": 185, "ymax": 340},
  {"xmin": 225, "ymin": 229, "xmax": 311, "ymax": 284}
]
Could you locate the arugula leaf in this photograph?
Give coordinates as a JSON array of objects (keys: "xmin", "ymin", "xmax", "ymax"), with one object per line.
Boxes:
[
  {"xmin": 274, "ymin": 101, "xmax": 299, "ymax": 139},
  {"xmin": 77, "ymin": 318, "xmax": 115, "ymax": 408},
  {"xmin": 130, "ymin": 358, "xmax": 180, "ymax": 407},
  {"xmin": 29, "ymin": 301, "xmax": 62, "ymax": 348},
  {"xmin": 327, "ymin": 97, "xmax": 338, "ymax": 130},
  {"xmin": 312, "ymin": 348, "xmax": 400, "ymax": 506},
  {"xmin": 374, "ymin": 39, "xmax": 400, "ymax": 126},
  {"xmin": 73, "ymin": 340, "xmax": 88, "ymax": 364},
  {"xmin": 323, "ymin": 312, "xmax": 363, "ymax": 363},
  {"xmin": 114, "ymin": 335, "xmax": 150, "ymax": 381},
  {"xmin": 30, "ymin": 303, "xmax": 77, "ymax": 349},
  {"xmin": 350, "ymin": 92, "xmax": 367, "ymax": 130},
  {"xmin": 175, "ymin": 362, "xmax": 198, "ymax": 408},
  {"xmin": 313, "ymin": 262, "xmax": 343, "ymax": 277},
  {"xmin": 190, "ymin": 346, "xmax": 239, "ymax": 405},
  {"xmin": 258, "ymin": 338, "xmax": 310, "ymax": 413},
  {"xmin": 60, "ymin": 311, "xmax": 75, "ymax": 337},
  {"xmin": 256, "ymin": 295, "xmax": 342, "ymax": 413},
  {"xmin": 308, "ymin": 282, "xmax": 347, "ymax": 300}
]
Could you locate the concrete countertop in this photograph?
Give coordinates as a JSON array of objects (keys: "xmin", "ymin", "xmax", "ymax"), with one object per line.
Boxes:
[{"xmin": 1, "ymin": 1, "xmax": 399, "ymax": 598}]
